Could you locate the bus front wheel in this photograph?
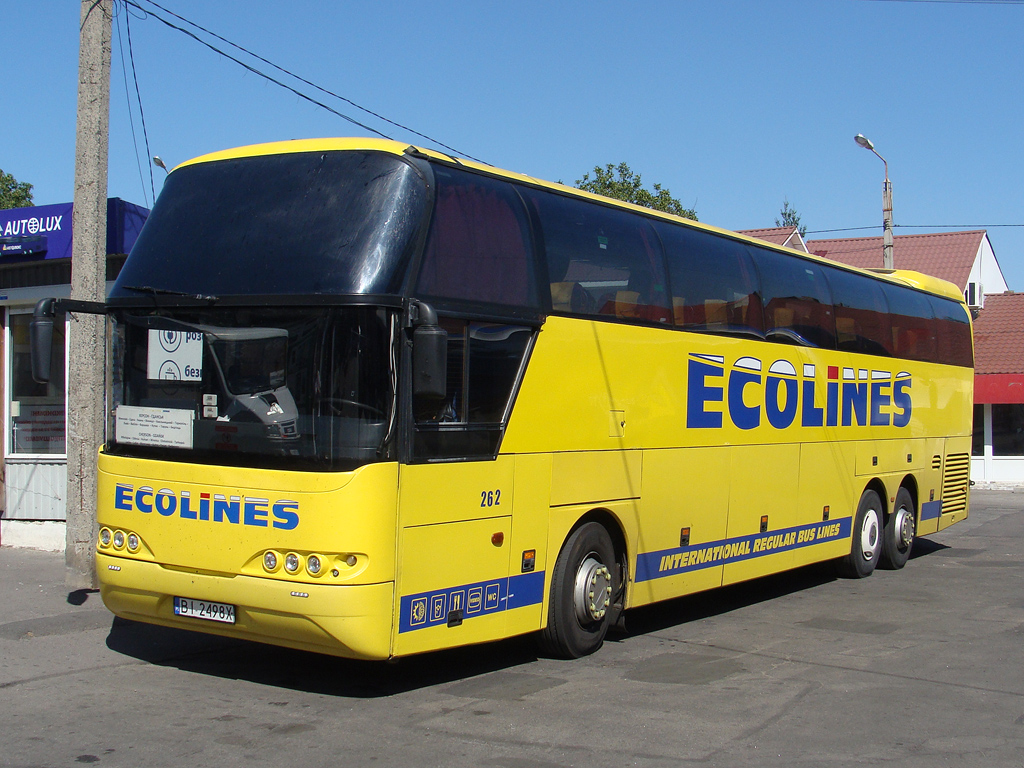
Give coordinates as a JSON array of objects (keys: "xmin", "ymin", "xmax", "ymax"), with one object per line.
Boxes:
[
  {"xmin": 539, "ymin": 522, "xmax": 617, "ymax": 659},
  {"xmin": 837, "ymin": 489, "xmax": 882, "ymax": 578},
  {"xmin": 880, "ymin": 487, "xmax": 915, "ymax": 570}
]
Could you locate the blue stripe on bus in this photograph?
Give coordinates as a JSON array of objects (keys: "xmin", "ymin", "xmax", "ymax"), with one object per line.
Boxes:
[
  {"xmin": 398, "ymin": 570, "xmax": 545, "ymax": 633},
  {"xmin": 920, "ymin": 500, "xmax": 942, "ymax": 520},
  {"xmin": 635, "ymin": 517, "xmax": 853, "ymax": 583}
]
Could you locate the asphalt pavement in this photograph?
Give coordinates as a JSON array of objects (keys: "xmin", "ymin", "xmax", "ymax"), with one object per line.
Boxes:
[{"xmin": 1, "ymin": 489, "xmax": 1023, "ymax": 768}]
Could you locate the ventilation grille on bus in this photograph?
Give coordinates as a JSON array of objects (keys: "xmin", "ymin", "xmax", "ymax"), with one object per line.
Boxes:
[
  {"xmin": 941, "ymin": 453, "xmax": 970, "ymax": 516},
  {"xmin": 932, "ymin": 455, "xmax": 943, "ymax": 471}
]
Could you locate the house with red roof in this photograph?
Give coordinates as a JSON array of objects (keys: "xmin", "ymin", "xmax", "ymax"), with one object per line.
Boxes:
[
  {"xmin": 736, "ymin": 226, "xmax": 809, "ymax": 253},
  {"xmin": 805, "ymin": 230, "xmax": 1006, "ymax": 309},
  {"xmin": 738, "ymin": 227, "xmax": 1022, "ymax": 484}
]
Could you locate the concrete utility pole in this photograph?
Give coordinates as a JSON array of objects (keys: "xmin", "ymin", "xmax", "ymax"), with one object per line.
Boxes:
[
  {"xmin": 67, "ymin": 0, "xmax": 112, "ymax": 589},
  {"xmin": 854, "ymin": 134, "xmax": 894, "ymax": 270}
]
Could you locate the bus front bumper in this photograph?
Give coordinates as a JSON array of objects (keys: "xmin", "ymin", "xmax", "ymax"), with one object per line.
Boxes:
[{"xmin": 97, "ymin": 552, "xmax": 394, "ymax": 660}]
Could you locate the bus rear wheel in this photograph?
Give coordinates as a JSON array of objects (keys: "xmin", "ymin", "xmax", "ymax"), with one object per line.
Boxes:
[
  {"xmin": 539, "ymin": 522, "xmax": 617, "ymax": 659},
  {"xmin": 880, "ymin": 487, "xmax": 915, "ymax": 570},
  {"xmin": 837, "ymin": 489, "xmax": 882, "ymax": 578}
]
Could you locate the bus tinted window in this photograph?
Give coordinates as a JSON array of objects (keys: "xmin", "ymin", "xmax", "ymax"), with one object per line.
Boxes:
[
  {"xmin": 883, "ymin": 283, "xmax": 937, "ymax": 362},
  {"xmin": 656, "ymin": 224, "xmax": 763, "ymax": 337},
  {"xmin": 524, "ymin": 190, "xmax": 672, "ymax": 324},
  {"xmin": 413, "ymin": 320, "xmax": 533, "ymax": 460},
  {"xmin": 417, "ymin": 168, "xmax": 538, "ymax": 308},
  {"xmin": 825, "ymin": 266, "xmax": 894, "ymax": 357},
  {"xmin": 754, "ymin": 248, "xmax": 835, "ymax": 348},
  {"xmin": 113, "ymin": 151, "xmax": 427, "ymax": 298},
  {"xmin": 932, "ymin": 296, "xmax": 974, "ymax": 367}
]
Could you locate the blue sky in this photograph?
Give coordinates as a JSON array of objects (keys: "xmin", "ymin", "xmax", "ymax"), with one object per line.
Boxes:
[{"xmin": 5, "ymin": 0, "xmax": 1024, "ymax": 287}]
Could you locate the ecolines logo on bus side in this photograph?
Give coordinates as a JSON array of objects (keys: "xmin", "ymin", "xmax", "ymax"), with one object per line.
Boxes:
[
  {"xmin": 687, "ymin": 354, "xmax": 912, "ymax": 430},
  {"xmin": 113, "ymin": 483, "xmax": 300, "ymax": 530}
]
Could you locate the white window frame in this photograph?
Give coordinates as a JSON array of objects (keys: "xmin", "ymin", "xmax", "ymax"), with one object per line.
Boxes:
[{"xmin": 4, "ymin": 306, "xmax": 70, "ymax": 462}]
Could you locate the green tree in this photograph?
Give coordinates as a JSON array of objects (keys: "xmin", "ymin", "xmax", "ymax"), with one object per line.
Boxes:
[
  {"xmin": 0, "ymin": 169, "xmax": 34, "ymax": 210},
  {"xmin": 775, "ymin": 197, "xmax": 806, "ymax": 238},
  {"xmin": 575, "ymin": 162, "xmax": 697, "ymax": 220}
]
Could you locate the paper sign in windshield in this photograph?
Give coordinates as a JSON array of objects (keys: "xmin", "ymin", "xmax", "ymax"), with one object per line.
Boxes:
[
  {"xmin": 148, "ymin": 329, "xmax": 203, "ymax": 381},
  {"xmin": 115, "ymin": 406, "xmax": 194, "ymax": 449}
]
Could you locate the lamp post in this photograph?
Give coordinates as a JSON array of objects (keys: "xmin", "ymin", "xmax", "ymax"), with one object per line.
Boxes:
[{"xmin": 854, "ymin": 134, "xmax": 894, "ymax": 270}]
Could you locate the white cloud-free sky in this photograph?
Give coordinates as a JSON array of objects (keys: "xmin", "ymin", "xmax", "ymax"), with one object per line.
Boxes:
[{"xmin": 6, "ymin": 0, "xmax": 1024, "ymax": 286}]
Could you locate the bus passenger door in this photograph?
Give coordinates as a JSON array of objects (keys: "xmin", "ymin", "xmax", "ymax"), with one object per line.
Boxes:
[
  {"xmin": 393, "ymin": 459, "xmax": 514, "ymax": 657},
  {"xmin": 722, "ymin": 444, "xmax": 799, "ymax": 586}
]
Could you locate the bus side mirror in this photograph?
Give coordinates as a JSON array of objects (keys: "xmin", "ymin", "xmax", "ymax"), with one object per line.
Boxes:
[
  {"xmin": 411, "ymin": 302, "xmax": 447, "ymax": 400},
  {"xmin": 30, "ymin": 298, "xmax": 56, "ymax": 384}
]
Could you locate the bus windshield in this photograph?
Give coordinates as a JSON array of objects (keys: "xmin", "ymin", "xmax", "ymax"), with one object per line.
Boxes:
[
  {"xmin": 108, "ymin": 306, "xmax": 396, "ymax": 471},
  {"xmin": 110, "ymin": 150, "xmax": 428, "ymax": 299}
]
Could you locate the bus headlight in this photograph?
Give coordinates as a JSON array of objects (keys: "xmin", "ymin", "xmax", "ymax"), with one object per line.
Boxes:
[
  {"xmin": 112, "ymin": 530, "xmax": 126, "ymax": 549},
  {"xmin": 263, "ymin": 551, "xmax": 279, "ymax": 571},
  {"xmin": 99, "ymin": 528, "xmax": 112, "ymax": 547},
  {"xmin": 306, "ymin": 554, "xmax": 322, "ymax": 576},
  {"xmin": 126, "ymin": 533, "xmax": 140, "ymax": 552},
  {"xmin": 284, "ymin": 553, "xmax": 300, "ymax": 573}
]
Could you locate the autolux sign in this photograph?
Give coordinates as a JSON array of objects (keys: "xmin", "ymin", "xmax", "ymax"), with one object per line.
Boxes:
[{"xmin": 0, "ymin": 199, "xmax": 149, "ymax": 261}]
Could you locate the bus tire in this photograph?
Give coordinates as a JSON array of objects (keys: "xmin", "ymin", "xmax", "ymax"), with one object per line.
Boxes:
[
  {"xmin": 880, "ymin": 487, "xmax": 915, "ymax": 570},
  {"xmin": 539, "ymin": 522, "xmax": 617, "ymax": 659},
  {"xmin": 836, "ymin": 489, "xmax": 883, "ymax": 578}
]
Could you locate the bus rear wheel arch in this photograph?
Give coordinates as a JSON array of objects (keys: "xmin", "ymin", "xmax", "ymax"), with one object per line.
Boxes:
[
  {"xmin": 539, "ymin": 520, "xmax": 622, "ymax": 659},
  {"xmin": 837, "ymin": 487, "xmax": 883, "ymax": 578},
  {"xmin": 880, "ymin": 486, "xmax": 916, "ymax": 570}
]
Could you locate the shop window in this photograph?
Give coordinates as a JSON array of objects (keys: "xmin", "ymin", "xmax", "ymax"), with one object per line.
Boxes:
[
  {"xmin": 992, "ymin": 404, "xmax": 1024, "ymax": 456},
  {"xmin": 972, "ymin": 404, "xmax": 985, "ymax": 456},
  {"xmin": 8, "ymin": 311, "xmax": 66, "ymax": 455}
]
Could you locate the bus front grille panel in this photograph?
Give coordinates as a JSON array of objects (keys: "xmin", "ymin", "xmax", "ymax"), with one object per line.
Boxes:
[{"xmin": 941, "ymin": 453, "xmax": 970, "ymax": 515}]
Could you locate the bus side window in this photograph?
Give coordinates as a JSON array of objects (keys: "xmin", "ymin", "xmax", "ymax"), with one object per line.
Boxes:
[
  {"xmin": 754, "ymin": 247, "xmax": 835, "ymax": 349},
  {"xmin": 658, "ymin": 222, "xmax": 764, "ymax": 337},
  {"xmin": 825, "ymin": 266, "xmax": 894, "ymax": 357},
  {"xmin": 417, "ymin": 168, "xmax": 539, "ymax": 310},
  {"xmin": 524, "ymin": 190, "xmax": 672, "ymax": 325},
  {"xmin": 883, "ymin": 283, "xmax": 937, "ymax": 362},
  {"xmin": 931, "ymin": 295, "xmax": 974, "ymax": 368},
  {"xmin": 413, "ymin": 319, "xmax": 534, "ymax": 460}
]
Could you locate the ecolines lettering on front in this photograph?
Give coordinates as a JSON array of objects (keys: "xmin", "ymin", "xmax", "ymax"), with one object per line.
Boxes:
[
  {"xmin": 113, "ymin": 483, "xmax": 299, "ymax": 529},
  {"xmin": 686, "ymin": 354, "xmax": 912, "ymax": 430}
]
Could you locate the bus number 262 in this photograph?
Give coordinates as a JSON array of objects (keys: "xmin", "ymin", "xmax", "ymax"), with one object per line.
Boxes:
[{"xmin": 480, "ymin": 490, "xmax": 501, "ymax": 508}]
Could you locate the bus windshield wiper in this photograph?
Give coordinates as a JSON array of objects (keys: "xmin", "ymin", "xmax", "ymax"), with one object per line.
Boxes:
[{"xmin": 123, "ymin": 285, "xmax": 220, "ymax": 302}]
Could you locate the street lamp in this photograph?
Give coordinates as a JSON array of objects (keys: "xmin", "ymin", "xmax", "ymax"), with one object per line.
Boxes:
[
  {"xmin": 152, "ymin": 156, "xmax": 169, "ymax": 174},
  {"xmin": 854, "ymin": 134, "xmax": 894, "ymax": 270}
]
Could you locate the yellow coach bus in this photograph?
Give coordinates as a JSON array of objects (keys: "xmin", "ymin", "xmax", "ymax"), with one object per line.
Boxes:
[{"xmin": 33, "ymin": 138, "xmax": 973, "ymax": 659}]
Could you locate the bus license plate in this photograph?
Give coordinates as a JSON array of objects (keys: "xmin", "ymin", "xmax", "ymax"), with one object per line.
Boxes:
[{"xmin": 173, "ymin": 596, "xmax": 236, "ymax": 624}]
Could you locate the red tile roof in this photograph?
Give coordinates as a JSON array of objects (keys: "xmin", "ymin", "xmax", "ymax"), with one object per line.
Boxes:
[
  {"xmin": 805, "ymin": 231, "xmax": 985, "ymax": 290},
  {"xmin": 738, "ymin": 226, "xmax": 800, "ymax": 247},
  {"xmin": 972, "ymin": 292, "xmax": 1024, "ymax": 375}
]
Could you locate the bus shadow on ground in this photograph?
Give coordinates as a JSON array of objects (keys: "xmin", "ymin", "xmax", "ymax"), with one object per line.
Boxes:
[
  {"xmin": 105, "ymin": 617, "xmax": 541, "ymax": 698},
  {"xmin": 104, "ymin": 538, "xmax": 953, "ymax": 697}
]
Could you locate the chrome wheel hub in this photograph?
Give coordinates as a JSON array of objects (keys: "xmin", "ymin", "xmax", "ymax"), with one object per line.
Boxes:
[
  {"xmin": 895, "ymin": 505, "xmax": 914, "ymax": 550},
  {"xmin": 574, "ymin": 554, "xmax": 612, "ymax": 624},
  {"xmin": 861, "ymin": 508, "xmax": 880, "ymax": 561}
]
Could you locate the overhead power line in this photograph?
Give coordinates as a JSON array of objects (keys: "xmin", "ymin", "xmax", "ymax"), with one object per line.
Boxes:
[
  {"xmin": 806, "ymin": 223, "xmax": 1024, "ymax": 235},
  {"xmin": 121, "ymin": 0, "xmax": 486, "ymax": 164}
]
